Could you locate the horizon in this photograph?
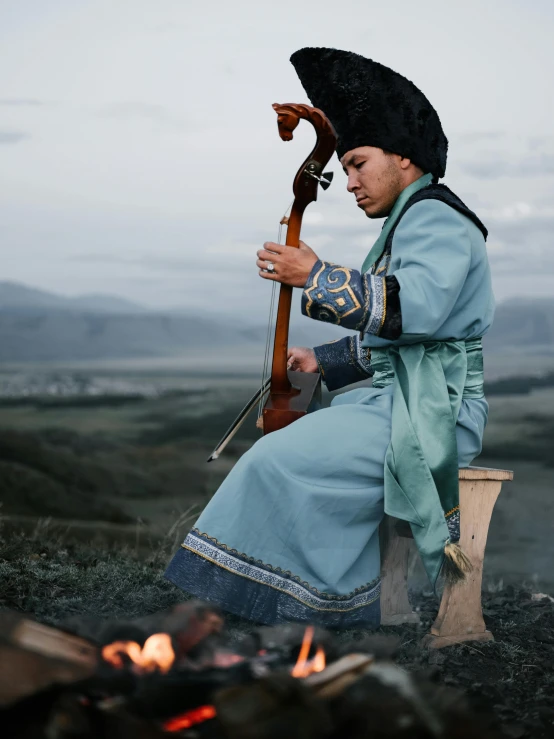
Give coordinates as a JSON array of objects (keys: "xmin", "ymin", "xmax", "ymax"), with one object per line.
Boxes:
[{"xmin": 2, "ymin": 277, "xmax": 554, "ymax": 313}]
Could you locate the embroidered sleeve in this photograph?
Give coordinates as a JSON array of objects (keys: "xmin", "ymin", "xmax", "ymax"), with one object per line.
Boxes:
[
  {"xmin": 313, "ymin": 335, "xmax": 373, "ymax": 392},
  {"xmin": 302, "ymin": 259, "xmax": 402, "ymax": 338}
]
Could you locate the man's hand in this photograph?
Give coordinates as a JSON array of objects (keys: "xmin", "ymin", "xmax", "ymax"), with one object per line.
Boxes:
[
  {"xmin": 257, "ymin": 241, "xmax": 319, "ymax": 288},
  {"xmin": 287, "ymin": 346, "xmax": 319, "ymax": 373}
]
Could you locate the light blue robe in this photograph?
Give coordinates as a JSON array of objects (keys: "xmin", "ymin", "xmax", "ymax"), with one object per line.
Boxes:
[{"xmin": 165, "ymin": 187, "xmax": 494, "ymax": 628}]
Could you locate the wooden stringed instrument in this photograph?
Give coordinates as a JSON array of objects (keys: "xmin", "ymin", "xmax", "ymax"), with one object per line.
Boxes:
[
  {"xmin": 207, "ymin": 103, "xmax": 336, "ymax": 460},
  {"xmin": 262, "ymin": 103, "xmax": 337, "ymax": 435}
]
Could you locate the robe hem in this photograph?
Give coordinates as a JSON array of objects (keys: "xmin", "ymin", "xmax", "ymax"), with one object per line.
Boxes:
[
  {"xmin": 186, "ymin": 529, "xmax": 380, "ymax": 599},
  {"xmin": 165, "ymin": 535, "xmax": 381, "ymax": 629}
]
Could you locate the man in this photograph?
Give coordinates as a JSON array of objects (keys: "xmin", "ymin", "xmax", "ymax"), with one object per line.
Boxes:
[{"xmin": 165, "ymin": 48, "xmax": 494, "ymax": 628}]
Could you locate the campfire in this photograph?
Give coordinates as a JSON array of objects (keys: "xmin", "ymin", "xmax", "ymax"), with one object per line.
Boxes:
[
  {"xmin": 102, "ymin": 633, "xmax": 176, "ymax": 674},
  {"xmin": 1, "ymin": 602, "xmax": 503, "ymax": 738}
]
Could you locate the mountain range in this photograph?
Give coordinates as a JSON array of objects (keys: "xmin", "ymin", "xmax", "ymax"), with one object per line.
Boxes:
[
  {"xmin": 0, "ymin": 281, "xmax": 345, "ymax": 362},
  {"xmin": 0, "ymin": 281, "xmax": 149, "ymax": 315},
  {"xmin": 0, "ymin": 281, "xmax": 552, "ymax": 363}
]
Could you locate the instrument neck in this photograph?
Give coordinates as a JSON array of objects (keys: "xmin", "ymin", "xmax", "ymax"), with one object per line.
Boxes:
[{"xmin": 269, "ymin": 205, "xmax": 303, "ymax": 394}]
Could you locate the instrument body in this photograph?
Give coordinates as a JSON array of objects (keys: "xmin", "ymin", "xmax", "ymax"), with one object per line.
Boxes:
[
  {"xmin": 262, "ymin": 369, "xmax": 322, "ymax": 435},
  {"xmin": 262, "ymin": 103, "xmax": 337, "ymax": 435}
]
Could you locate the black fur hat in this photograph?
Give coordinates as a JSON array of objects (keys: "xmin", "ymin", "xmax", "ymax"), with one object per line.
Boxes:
[{"xmin": 290, "ymin": 47, "xmax": 448, "ymax": 179}]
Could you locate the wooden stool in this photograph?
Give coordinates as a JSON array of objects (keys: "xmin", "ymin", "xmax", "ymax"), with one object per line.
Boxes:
[{"xmin": 380, "ymin": 466, "xmax": 513, "ymax": 648}]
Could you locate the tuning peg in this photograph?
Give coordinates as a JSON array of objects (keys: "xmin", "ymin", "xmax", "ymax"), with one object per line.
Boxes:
[
  {"xmin": 305, "ymin": 168, "xmax": 334, "ymax": 190},
  {"xmin": 319, "ymin": 171, "xmax": 334, "ymax": 190}
]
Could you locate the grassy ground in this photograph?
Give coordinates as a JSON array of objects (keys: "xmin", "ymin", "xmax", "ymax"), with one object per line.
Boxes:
[
  {"xmin": 0, "ymin": 379, "xmax": 258, "ymax": 528},
  {"xmin": 0, "ymin": 525, "xmax": 183, "ymax": 625}
]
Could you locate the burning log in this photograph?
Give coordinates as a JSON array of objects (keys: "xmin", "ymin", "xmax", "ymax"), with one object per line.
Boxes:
[
  {"xmin": 305, "ymin": 653, "xmax": 375, "ymax": 698},
  {"xmin": 102, "ymin": 633, "xmax": 175, "ymax": 674},
  {"xmin": 95, "ymin": 601, "xmax": 225, "ymax": 668},
  {"xmin": 134, "ymin": 602, "xmax": 224, "ymax": 659},
  {"xmin": 0, "ymin": 612, "xmax": 97, "ymax": 708}
]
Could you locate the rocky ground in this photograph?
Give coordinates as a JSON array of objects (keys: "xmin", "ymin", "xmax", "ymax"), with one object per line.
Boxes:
[{"xmin": 395, "ymin": 588, "xmax": 554, "ymax": 738}]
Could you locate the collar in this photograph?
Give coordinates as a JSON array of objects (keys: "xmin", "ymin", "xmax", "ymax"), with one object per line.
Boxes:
[{"xmin": 361, "ymin": 173, "xmax": 434, "ymax": 274}]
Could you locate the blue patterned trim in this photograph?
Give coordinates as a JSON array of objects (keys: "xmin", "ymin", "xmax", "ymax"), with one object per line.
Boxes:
[
  {"xmin": 445, "ymin": 508, "xmax": 460, "ymax": 542},
  {"xmin": 313, "ymin": 336, "xmax": 373, "ymax": 392},
  {"xmin": 183, "ymin": 530, "xmax": 380, "ymax": 607},
  {"xmin": 302, "ymin": 261, "xmax": 365, "ymax": 330},
  {"xmin": 365, "ymin": 275, "xmax": 386, "ymax": 335},
  {"xmin": 165, "ymin": 533, "xmax": 381, "ymax": 628},
  {"xmin": 355, "ymin": 335, "xmax": 373, "ymax": 374},
  {"xmin": 302, "ymin": 261, "xmax": 387, "ymax": 336}
]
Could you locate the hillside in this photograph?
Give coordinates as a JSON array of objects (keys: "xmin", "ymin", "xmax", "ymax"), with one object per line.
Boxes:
[
  {"xmin": 0, "ymin": 311, "xmax": 263, "ymax": 361},
  {"xmin": 0, "ymin": 280, "xmax": 148, "ymax": 314},
  {"xmin": 0, "ymin": 281, "xmax": 347, "ymax": 361},
  {"xmin": 0, "ymin": 281, "xmax": 553, "ymax": 363}
]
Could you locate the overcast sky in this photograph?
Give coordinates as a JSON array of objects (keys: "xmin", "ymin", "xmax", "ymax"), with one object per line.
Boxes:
[{"xmin": 1, "ymin": 0, "xmax": 554, "ymax": 314}]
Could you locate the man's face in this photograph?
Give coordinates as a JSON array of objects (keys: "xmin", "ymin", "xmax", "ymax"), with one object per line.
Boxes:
[{"xmin": 341, "ymin": 146, "xmax": 404, "ymax": 218}]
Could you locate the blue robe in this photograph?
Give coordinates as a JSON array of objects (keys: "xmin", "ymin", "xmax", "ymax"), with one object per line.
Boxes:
[{"xmin": 165, "ymin": 181, "xmax": 495, "ymax": 628}]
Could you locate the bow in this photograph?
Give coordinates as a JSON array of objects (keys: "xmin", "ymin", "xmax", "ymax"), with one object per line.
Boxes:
[{"xmin": 208, "ymin": 103, "xmax": 336, "ymax": 460}]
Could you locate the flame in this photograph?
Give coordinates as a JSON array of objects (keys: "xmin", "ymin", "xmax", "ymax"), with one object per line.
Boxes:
[
  {"xmin": 311, "ymin": 645, "xmax": 326, "ymax": 672},
  {"xmin": 102, "ymin": 633, "xmax": 175, "ymax": 674},
  {"xmin": 291, "ymin": 626, "xmax": 326, "ymax": 678},
  {"xmin": 163, "ymin": 705, "xmax": 216, "ymax": 732}
]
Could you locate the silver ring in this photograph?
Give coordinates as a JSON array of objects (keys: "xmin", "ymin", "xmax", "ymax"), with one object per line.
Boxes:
[{"xmin": 266, "ymin": 261, "xmax": 275, "ymax": 273}]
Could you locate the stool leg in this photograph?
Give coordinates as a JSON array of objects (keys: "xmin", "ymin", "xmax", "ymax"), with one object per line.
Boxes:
[
  {"xmin": 422, "ymin": 479, "xmax": 502, "ymax": 649},
  {"xmin": 380, "ymin": 516, "xmax": 420, "ymax": 626}
]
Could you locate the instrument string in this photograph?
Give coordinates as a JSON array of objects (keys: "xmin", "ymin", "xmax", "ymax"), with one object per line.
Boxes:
[{"xmin": 257, "ymin": 201, "xmax": 293, "ymax": 421}]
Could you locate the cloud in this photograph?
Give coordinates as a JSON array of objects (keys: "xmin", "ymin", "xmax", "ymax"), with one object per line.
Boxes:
[
  {"xmin": 457, "ymin": 131, "xmax": 506, "ymax": 144},
  {"xmin": 152, "ymin": 22, "xmax": 187, "ymax": 33},
  {"xmin": 483, "ymin": 200, "xmax": 554, "ymax": 223},
  {"xmin": 490, "ymin": 213, "xmax": 554, "ymax": 245},
  {"xmin": 0, "ymin": 131, "xmax": 30, "ymax": 145},
  {"xmin": 0, "ymin": 98, "xmax": 45, "ymax": 107},
  {"xmin": 459, "ymin": 153, "xmax": 554, "ymax": 179},
  {"xmin": 528, "ymin": 135, "xmax": 554, "ymax": 151},
  {"xmin": 99, "ymin": 102, "xmax": 192, "ymax": 131}
]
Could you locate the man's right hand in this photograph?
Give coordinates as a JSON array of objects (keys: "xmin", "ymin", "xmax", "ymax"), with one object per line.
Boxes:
[{"xmin": 287, "ymin": 346, "xmax": 319, "ymax": 373}]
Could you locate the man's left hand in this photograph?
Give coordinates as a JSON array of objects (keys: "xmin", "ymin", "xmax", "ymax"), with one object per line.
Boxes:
[{"xmin": 256, "ymin": 241, "xmax": 319, "ymax": 288}]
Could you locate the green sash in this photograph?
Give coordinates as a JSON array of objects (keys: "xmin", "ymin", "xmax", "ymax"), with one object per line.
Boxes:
[
  {"xmin": 361, "ymin": 174, "xmax": 484, "ymax": 587},
  {"xmin": 371, "ymin": 340, "xmax": 484, "ymax": 586}
]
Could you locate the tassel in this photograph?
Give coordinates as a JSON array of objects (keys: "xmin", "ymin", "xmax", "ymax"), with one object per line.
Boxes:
[{"xmin": 442, "ymin": 541, "xmax": 473, "ymax": 583}]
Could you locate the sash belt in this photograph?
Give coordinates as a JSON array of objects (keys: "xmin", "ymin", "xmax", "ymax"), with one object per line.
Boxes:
[{"xmin": 370, "ymin": 337, "xmax": 484, "ymax": 588}]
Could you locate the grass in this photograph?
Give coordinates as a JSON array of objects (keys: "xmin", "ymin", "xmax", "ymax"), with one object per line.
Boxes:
[
  {"xmin": 3, "ymin": 372, "xmax": 554, "ymax": 529},
  {"xmin": 0, "ymin": 522, "xmax": 186, "ymax": 626}
]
